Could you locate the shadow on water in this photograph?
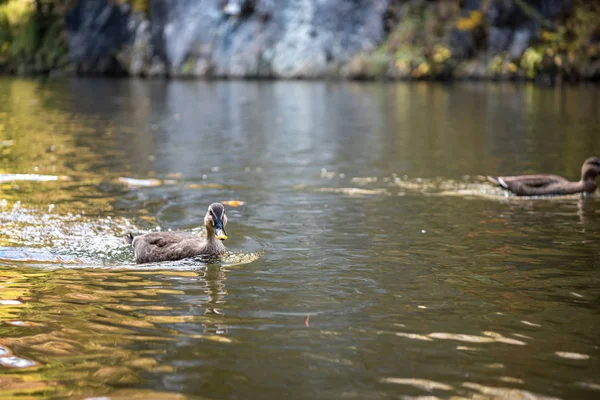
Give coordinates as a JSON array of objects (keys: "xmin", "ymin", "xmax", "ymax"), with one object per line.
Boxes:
[{"xmin": 0, "ymin": 78, "xmax": 599, "ymax": 398}]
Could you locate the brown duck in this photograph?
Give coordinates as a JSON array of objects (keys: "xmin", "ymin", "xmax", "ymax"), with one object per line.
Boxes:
[
  {"xmin": 487, "ymin": 157, "xmax": 600, "ymax": 196},
  {"xmin": 125, "ymin": 203, "xmax": 228, "ymax": 264}
]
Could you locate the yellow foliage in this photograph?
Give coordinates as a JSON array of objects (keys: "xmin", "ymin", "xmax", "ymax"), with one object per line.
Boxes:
[
  {"xmin": 554, "ymin": 55, "xmax": 562, "ymax": 66},
  {"xmin": 395, "ymin": 59, "xmax": 409, "ymax": 73},
  {"xmin": 488, "ymin": 55, "xmax": 503, "ymax": 73},
  {"xmin": 117, "ymin": 0, "xmax": 149, "ymax": 13},
  {"xmin": 413, "ymin": 62, "xmax": 430, "ymax": 77},
  {"xmin": 455, "ymin": 11, "xmax": 483, "ymax": 31},
  {"xmin": 0, "ymin": 0, "xmax": 34, "ymax": 27},
  {"xmin": 432, "ymin": 45, "xmax": 451, "ymax": 63},
  {"xmin": 521, "ymin": 48, "xmax": 542, "ymax": 78}
]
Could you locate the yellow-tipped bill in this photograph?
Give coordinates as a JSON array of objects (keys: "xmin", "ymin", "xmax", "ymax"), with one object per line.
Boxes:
[{"xmin": 215, "ymin": 228, "xmax": 228, "ymax": 241}]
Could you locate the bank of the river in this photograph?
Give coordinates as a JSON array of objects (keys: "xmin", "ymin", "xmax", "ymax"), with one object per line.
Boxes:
[{"xmin": 1, "ymin": 0, "xmax": 599, "ymax": 83}]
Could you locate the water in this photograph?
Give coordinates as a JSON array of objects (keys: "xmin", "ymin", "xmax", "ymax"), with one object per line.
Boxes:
[{"xmin": 0, "ymin": 77, "xmax": 599, "ymax": 399}]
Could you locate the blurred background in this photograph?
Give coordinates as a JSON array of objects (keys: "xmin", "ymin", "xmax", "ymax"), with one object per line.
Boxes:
[
  {"xmin": 0, "ymin": 1, "xmax": 599, "ymax": 400},
  {"xmin": 0, "ymin": 0, "xmax": 598, "ymax": 82}
]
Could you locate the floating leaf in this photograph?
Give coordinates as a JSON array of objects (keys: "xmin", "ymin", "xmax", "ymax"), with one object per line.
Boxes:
[{"xmin": 221, "ymin": 200, "xmax": 245, "ymax": 207}]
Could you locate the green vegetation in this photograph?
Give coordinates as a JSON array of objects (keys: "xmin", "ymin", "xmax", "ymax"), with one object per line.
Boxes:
[
  {"xmin": 349, "ymin": 1, "xmax": 462, "ymax": 79},
  {"xmin": 351, "ymin": 0, "xmax": 600, "ymax": 82},
  {"xmin": 0, "ymin": 0, "xmax": 70, "ymax": 74},
  {"xmin": 0, "ymin": 0, "xmax": 149, "ymax": 75}
]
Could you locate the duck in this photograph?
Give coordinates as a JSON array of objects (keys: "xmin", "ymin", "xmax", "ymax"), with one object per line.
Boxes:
[
  {"xmin": 487, "ymin": 157, "xmax": 600, "ymax": 196},
  {"xmin": 125, "ymin": 203, "xmax": 228, "ymax": 264}
]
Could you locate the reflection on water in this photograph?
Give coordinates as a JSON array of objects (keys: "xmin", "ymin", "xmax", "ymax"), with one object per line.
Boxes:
[
  {"xmin": 0, "ymin": 266, "xmax": 233, "ymax": 398},
  {"xmin": 0, "ymin": 77, "xmax": 599, "ymax": 399}
]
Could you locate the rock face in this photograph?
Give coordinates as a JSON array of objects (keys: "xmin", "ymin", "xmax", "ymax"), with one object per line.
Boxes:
[
  {"xmin": 63, "ymin": 0, "xmax": 585, "ymax": 80},
  {"xmin": 65, "ymin": 0, "xmax": 131, "ymax": 75},
  {"xmin": 66, "ymin": 0, "xmax": 388, "ymax": 78}
]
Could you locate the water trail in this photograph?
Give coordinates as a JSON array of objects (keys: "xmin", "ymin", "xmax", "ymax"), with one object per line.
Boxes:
[{"xmin": 0, "ymin": 201, "xmax": 261, "ymax": 268}]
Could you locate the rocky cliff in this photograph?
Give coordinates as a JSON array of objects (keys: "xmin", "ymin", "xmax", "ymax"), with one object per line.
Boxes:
[
  {"xmin": 66, "ymin": 0, "xmax": 388, "ymax": 78},
  {"xmin": 2, "ymin": 0, "xmax": 597, "ymax": 81}
]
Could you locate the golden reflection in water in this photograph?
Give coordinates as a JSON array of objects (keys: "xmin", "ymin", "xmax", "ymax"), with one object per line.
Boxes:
[
  {"xmin": 0, "ymin": 79, "xmax": 148, "ymax": 216},
  {"xmin": 0, "ymin": 265, "xmax": 231, "ymax": 398},
  {"xmin": 1, "ymin": 80, "xmax": 88, "ymax": 176}
]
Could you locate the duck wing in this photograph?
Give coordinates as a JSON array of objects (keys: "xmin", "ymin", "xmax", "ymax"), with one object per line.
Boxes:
[
  {"xmin": 132, "ymin": 232, "xmax": 204, "ymax": 264},
  {"xmin": 488, "ymin": 174, "xmax": 581, "ymax": 196}
]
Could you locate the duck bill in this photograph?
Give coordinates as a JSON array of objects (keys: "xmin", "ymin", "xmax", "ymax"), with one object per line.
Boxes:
[{"xmin": 214, "ymin": 226, "xmax": 228, "ymax": 241}]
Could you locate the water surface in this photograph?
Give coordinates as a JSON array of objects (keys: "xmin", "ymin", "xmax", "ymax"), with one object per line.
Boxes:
[{"xmin": 0, "ymin": 78, "xmax": 599, "ymax": 399}]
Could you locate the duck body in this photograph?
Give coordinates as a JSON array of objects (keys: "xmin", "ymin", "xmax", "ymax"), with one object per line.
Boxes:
[
  {"xmin": 488, "ymin": 157, "xmax": 600, "ymax": 196},
  {"xmin": 126, "ymin": 203, "xmax": 228, "ymax": 264},
  {"xmin": 487, "ymin": 174, "xmax": 593, "ymax": 196},
  {"xmin": 127, "ymin": 231, "xmax": 226, "ymax": 264}
]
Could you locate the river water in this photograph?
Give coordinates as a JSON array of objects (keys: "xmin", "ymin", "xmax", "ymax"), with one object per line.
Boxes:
[{"xmin": 0, "ymin": 78, "xmax": 599, "ymax": 399}]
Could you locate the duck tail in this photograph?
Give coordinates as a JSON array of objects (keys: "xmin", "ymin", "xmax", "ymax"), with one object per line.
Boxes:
[
  {"xmin": 487, "ymin": 176, "xmax": 509, "ymax": 189},
  {"xmin": 124, "ymin": 233, "xmax": 135, "ymax": 245},
  {"xmin": 486, "ymin": 176, "xmax": 499, "ymax": 185}
]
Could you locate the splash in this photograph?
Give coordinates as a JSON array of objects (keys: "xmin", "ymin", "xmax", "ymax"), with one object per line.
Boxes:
[
  {"xmin": 379, "ymin": 377, "xmax": 453, "ymax": 391},
  {"xmin": 392, "ymin": 175, "xmax": 510, "ymax": 197},
  {"xmin": 0, "ymin": 201, "xmax": 139, "ymax": 266}
]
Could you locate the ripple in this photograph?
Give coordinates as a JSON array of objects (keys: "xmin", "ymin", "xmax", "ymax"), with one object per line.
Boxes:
[
  {"xmin": 392, "ymin": 176, "xmax": 506, "ymax": 197},
  {"xmin": 555, "ymin": 351, "xmax": 590, "ymax": 360},
  {"xmin": 463, "ymin": 382, "xmax": 559, "ymax": 400},
  {"xmin": 393, "ymin": 331, "xmax": 527, "ymax": 346},
  {"xmin": 222, "ymin": 251, "xmax": 261, "ymax": 267},
  {"xmin": 499, "ymin": 376, "xmax": 525, "ymax": 384},
  {"xmin": 428, "ymin": 332, "xmax": 496, "ymax": 343},
  {"xmin": 456, "ymin": 346, "xmax": 480, "ymax": 351},
  {"xmin": 118, "ymin": 177, "xmax": 163, "ymax": 187},
  {"xmin": 84, "ymin": 390, "xmax": 187, "ymax": 400},
  {"xmin": 116, "ymin": 251, "xmax": 261, "ymax": 271},
  {"xmin": 390, "ymin": 176, "xmax": 589, "ymax": 200},
  {"xmin": 430, "ymin": 332, "xmax": 526, "ymax": 345},
  {"xmin": 0, "ymin": 174, "xmax": 68, "ymax": 183},
  {"xmin": 0, "ymin": 345, "xmax": 10, "ymax": 356},
  {"xmin": 521, "ymin": 320, "xmax": 542, "ymax": 327},
  {"xmin": 3, "ymin": 320, "xmax": 44, "ymax": 327},
  {"xmin": 0, "ymin": 299, "xmax": 23, "ymax": 305},
  {"xmin": 379, "ymin": 377, "xmax": 453, "ymax": 391},
  {"xmin": 0, "ymin": 356, "xmax": 37, "ymax": 368},
  {"xmin": 575, "ymin": 382, "xmax": 600, "ymax": 391},
  {"xmin": 394, "ymin": 332, "xmax": 433, "ymax": 341},
  {"xmin": 297, "ymin": 185, "xmax": 391, "ymax": 196},
  {"xmin": 351, "ymin": 177, "xmax": 379, "ymax": 185}
]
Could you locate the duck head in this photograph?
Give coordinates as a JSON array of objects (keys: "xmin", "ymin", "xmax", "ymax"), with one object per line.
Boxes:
[
  {"xmin": 581, "ymin": 157, "xmax": 600, "ymax": 181},
  {"xmin": 205, "ymin": 203, "xmax": 228, "ymax": 241}
]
